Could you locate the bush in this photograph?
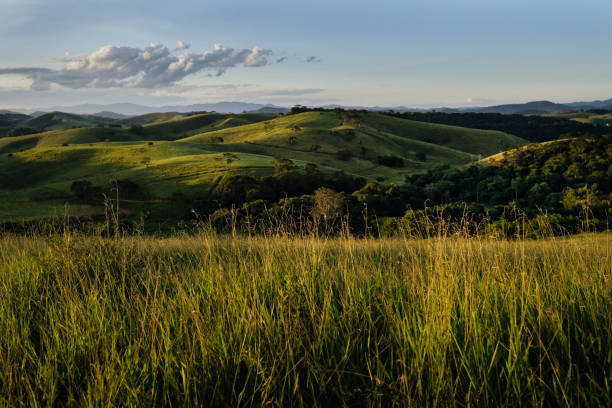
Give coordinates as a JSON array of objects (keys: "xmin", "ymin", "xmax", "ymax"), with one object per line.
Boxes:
[
  {"xmin": 112, "ymin": 179, "xmax": 146, "ymax": 200},
  {"xmin": 71, "ymin": 180, "xmax": 102, "ymax": 202},
  {"xmin": 208, "ymin": 208, "xmax": 233, "ymax": 233},
  {"xmin": 376, "ymin": 155, "xmax": 404, "ymax": 167},
  {"xmin": 335, "ymin": 149, "xmax": 353, "ymax": 161}
]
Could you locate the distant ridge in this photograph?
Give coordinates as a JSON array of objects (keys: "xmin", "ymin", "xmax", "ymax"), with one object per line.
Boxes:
[
  {"xmin": 434, "ymin": 99, "xmax": 612, "ymax": 115},
  {"xmin": 8, "ymin": 102, "xmax": 287, "ymax": 116},
  {"xmin": 0, "ymin": 109, "xmax": 22, "ymax": 115},
  {"xmin": 246, "ymin": 106, "xmax": 290, "ymax": 114},
  {"xmin": 92, "ymin": 111, "xmax": 127, "ymax": 119},
  {"xmin": 474, "ymin": 101, "xmax": 571, "ymax": 115},
  {"xmin": 4, "ymin": 98, "xmax": 612, "ymax": 116}
]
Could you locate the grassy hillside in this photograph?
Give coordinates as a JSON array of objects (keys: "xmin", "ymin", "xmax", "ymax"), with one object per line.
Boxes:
[
  {"xmin": 359, "ymin": 112, "xmax": 525, "ymax": 155},
  {"xmin": 0, "ymin": 112, "xmax": 274, "ymax": 154},
  {"xmin": 119, "ymin": 112, "xmax": 186, "ymax": 125},
  {"xmin": 138, "ymin": 112, "xmax": 273, "ymax": 140},
  {"xmin": 0, "ymin": 113, "xmax": 34, "ymax": 138},
  {"xmin": 183, "ymin": 111, "xmax": 520, "ymax": 160},
  {"xmin": 0, "ymin": 112, "xmax": 30, "ymax": 127},
  {"xmin": 0, "ymin": 111, "xmax": 527, "ymax": 221},
  {"xmin": 0, "ymin": 112, "xmax": 118, "ymax": 138},
  {"xmin": 0, "ymin": 142, "xmax": 275, "ymax": 220},
  {"xmin": 22, "ymin": 111, "xmax": 116, "ymax": 130}
]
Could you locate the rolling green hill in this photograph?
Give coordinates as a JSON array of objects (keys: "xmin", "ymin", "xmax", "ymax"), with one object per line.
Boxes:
[
  {"xmin": 0, "ymin": 110, "xmax": 527, "ymax": 222},
  {"xmin": 21, "ymin": 111, "xmax": 117, "ymax": 130},
  {"xmin": 0, "ymin": 112, "xmax": 30, "ymax": 127},
  {"xmin": 182, "ymin": 111, "xmax": 523, "ymax": 156},
  {"xmin": 0, "ymin": 111, "xmax": 117, "ymax": 138},
  {"xmin": 118, "ymin": 112, "xmax": 186, "ymax": 125},
  {"xmin": 135, "ymin": 112, "xmax": 273, "ymax": 140},
  {"xmin": 0, "ymin": 112, "xmax": 276, "ymax": 153},
  {"xmin": 0, "ymin": 112, "xmax": 33, "ymax": 138}
]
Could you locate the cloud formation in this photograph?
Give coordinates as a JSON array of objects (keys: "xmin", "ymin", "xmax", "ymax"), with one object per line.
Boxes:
[{"xmin": 0, "ymin": 43, "xmax": 273, "ymax": 90}]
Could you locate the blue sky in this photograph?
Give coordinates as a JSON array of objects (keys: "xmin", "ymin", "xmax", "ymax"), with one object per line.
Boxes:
[{"xmin": 1, "ymin": 0, "xmax": 611, "ymax": 109}]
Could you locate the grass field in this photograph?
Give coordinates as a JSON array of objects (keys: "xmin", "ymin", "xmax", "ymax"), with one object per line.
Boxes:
[{"xmin": 0, "ymin": 231, "xmax": 609, "ymax": 406}]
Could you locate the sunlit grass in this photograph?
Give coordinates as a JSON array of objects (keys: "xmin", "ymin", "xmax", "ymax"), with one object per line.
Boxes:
[{"xmin": 0, "ymin": 231, "xmax": 609, "ymax": 406}]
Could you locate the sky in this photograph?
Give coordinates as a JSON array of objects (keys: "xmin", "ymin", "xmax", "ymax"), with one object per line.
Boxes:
[{"xmin": 0, "ymin": 0, "xmax": 611, "ymax": 109}]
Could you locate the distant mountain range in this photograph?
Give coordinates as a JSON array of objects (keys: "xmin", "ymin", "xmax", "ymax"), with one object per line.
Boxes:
[
  {"xmin": 4, "ymin": 98, "xmax": 612, "ymax": 117},
  {"xmin": 92, "ymin": 111, "xmax": 128, "ymax": 119},
  {"xmin": 9, "ymin": 102, "xmax": 287, "ymax": 116},
  {"xmin": 439, "ymin": 99, "xmax": 612, "ymax": 115}
]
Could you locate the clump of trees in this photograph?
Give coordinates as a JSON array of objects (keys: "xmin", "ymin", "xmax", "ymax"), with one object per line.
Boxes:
[
  {"xmin": 129, "ymin": 124, "xmax": 144, "ymax": 135},
  {"xmin": 6, "ymin": 127, "xmax": 38, "ymax": 137},
  {"xmin": 71, "ymin": 181, "xmax": 102, "ymax": 202},
  {"xmin": 71, "ymin": 179, "xmax": 146, "ymax": 202}
]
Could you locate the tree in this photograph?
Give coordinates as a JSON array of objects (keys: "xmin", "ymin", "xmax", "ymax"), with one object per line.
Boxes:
[
  {"xmin": 304, "ymin": 162, "xmax": 319, "ymax": 176},
  {"xmin": 376, "ymin": 155, "xmax": 404, "ymax": 168},
  {"xmin": 312, "ymin": 187, "xmax": 344, "ymax": 234},
  {"xmin": 273, "ymin": 157, "xmax": 295, "ymax": 175},
  {"xmin": 129, "ymin": 124, "xmax": 144, "ymax": 135}
]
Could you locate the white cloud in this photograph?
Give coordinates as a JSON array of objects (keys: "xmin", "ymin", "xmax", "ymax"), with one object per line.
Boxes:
[
  {"xmin": 0, "ymin": 42, "xmax": 274, "ymax": 89},
  {"xmin": 176, "ymin": 40, "xmax": 190, "ymax": 50}
]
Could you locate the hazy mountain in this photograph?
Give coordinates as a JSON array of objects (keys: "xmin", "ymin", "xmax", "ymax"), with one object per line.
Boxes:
[
  {"xmin": 5, "ymin": 98, "xmax": 612, "ymax": 117},
  {"xmin": 91, "ymin": 111, "xmax": 127, "ymax": 119},
  {"xmin": 565, "ymin": 98, "xmax": 612, "ymax": 110},
  {"xmin": 473, "ymin": 101, "xmax": 571, "ymax": 114},
  {"xmin": 246, "ymin": 106, "xmax": 290, "ymax": 114},
  {"xmin": 0, "ymin": 109, "xmax": 23, "ymax": 115},
  {"xmin": 11, "ymin": 102, "xmax": 285, "ymax": 116}
]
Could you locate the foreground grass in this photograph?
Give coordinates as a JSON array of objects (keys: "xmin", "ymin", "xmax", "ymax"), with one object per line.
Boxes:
[{"xmin": 0, "ymin": 233, "xmax": 610, "ymax": 406}]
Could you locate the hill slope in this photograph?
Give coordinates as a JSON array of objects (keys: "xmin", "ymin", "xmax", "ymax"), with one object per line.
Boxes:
[
  {"xmin": 0, "ymin": 111, "xmax": 527, "ymax": 221},
  {"xmin": 21, "ymin": 112, "xmax": 116, "ymax": 130},
  {"xmin": 0, "ymin": 112, "xmax": 275, "ymax": 153}
]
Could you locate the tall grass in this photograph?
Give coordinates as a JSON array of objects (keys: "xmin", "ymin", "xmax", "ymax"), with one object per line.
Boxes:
[{"xmin": 0, "ymin": 232, "xmax": 610, "ymax": 406}]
